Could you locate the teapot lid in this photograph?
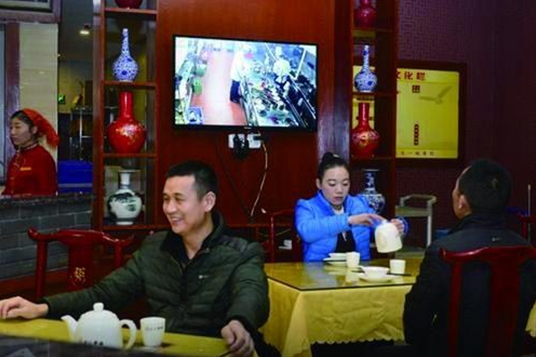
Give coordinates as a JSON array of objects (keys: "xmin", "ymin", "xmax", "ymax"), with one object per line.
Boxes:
[{"xmin": 81, "ymin": 302, "xmax": 119, "ymax": 321}]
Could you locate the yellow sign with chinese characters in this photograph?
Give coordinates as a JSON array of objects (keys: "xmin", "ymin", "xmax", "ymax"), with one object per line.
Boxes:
[
  {"xmin": 352, "ymin": 65, "xmax": 461, "ymax": 160},
  {"xmin": 396, "ymin": 68, "xmax": 460, "ymax": 159}
]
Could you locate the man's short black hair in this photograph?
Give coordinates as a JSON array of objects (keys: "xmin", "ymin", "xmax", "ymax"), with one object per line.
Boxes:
[
  {"xmin": 458, "ymin": 159, "xmax": 512, "ymax": 215},
  {"xmin": 165, "ymin": 160, "xmax": 218, "ymax": 198}
]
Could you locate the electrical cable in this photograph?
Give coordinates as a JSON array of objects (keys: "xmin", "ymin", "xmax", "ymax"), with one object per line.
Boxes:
[
  {"xmin": 249, "ymin": 140, "xmax": 268, "ymax": 220},
  {"xmin": 212, "ymin": 134, "xmax": 250, "ymax": 219}
]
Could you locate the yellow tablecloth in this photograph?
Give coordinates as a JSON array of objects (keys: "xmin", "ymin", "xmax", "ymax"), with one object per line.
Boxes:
[
  {"xmin": 262, "ymin": 260, "xmax": 536, "ymax": 357},
  {"xmin": 0, "ymin": 318, "xmax": 229, "ymax": 356},
  {"xmin": 262, "ymin": 261, "xmax": 417, "ymax": 357}
]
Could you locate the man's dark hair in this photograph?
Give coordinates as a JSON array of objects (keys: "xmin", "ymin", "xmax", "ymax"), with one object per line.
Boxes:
[
  {"xmin": 165, "ymin": 160, "xmax": 218, "ymax": 198},
  {"xmin": 317, "ymin": 152, "xmax": 349, "ymax": 180},
  {"xmin": 458, "ymin": 159, "xmax": 512, "ymax": 214}
]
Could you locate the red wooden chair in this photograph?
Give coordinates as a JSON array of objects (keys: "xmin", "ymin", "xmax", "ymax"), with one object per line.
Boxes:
[
  {"xmin": 517, "ymin": 214, "xmax": 535, "ymax": 241},
  {"xmin": 267, "ymin": 209, "xmax": 302, "ymax": 263},
  {"xmin": 439, "ymin": 246, "xmax": 536, "ymax": 357},
  {"xmin": 28, "ymin": 227, "xmax": 134, "ymax": 300}
]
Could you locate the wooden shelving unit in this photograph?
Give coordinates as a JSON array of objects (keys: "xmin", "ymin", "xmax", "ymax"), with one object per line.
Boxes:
[
  {"xmin": 335, "ymin": 0, "xmax": 398, "ymax": 217},
  {"xmin": 92, "ymin": 0, "xmax": 159, "ymax": 232}
]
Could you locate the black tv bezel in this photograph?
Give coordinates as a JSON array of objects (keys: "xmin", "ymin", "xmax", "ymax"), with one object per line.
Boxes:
[{"xmin": 171, "ymin": 33, "xmax": 319, "ymax": 133}]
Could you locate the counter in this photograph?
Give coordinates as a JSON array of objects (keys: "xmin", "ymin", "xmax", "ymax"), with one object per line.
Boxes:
[{"xmin": 0, "ymin": 193, "xmax": 92, "ymax": 280}]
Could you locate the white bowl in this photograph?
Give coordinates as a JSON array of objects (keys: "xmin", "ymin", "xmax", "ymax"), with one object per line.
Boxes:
[
  {"xmin": 329, "ymin": 253, "xmax": 347, "ymax": 260},
  {"xmin": 361, "ymin": 266, "xmax": 389, "ymax": 279}
]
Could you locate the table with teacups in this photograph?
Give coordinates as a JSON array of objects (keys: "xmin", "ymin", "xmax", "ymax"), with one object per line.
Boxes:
[
  {"xmin": 0, "ymin": 318, "xmax": 232, "ymax": 356},
  {"xmin": 262, "ymin": 258, "xmax": 536, "ymax": 357}
]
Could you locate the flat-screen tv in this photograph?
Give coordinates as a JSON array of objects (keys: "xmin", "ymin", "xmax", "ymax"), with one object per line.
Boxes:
[{"xmin": 173, "ymin": 35, "xmax": 318, "ymax": 131}]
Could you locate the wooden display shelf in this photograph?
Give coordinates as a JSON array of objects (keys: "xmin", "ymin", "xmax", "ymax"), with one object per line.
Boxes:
[
  {"xmin": 352, "ymin": 91, "xmax": 396, "ymax": 99},
  {"xmin": 104, "ymin": 7, "xmax": 157, "ymax": 19},
  {"xmin": 350, "ymin": 156, "xmax": 395, "ymax": 165},
  {"xmin": 103, "ymin": 152, "xmax": 157, "ymax": 159},
  {"xmin": 103, "ymin": 81, "xmax": 157, "ymax": 89}
]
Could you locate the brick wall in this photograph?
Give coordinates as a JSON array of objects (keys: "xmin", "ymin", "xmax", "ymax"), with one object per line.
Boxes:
[{"xmin": 0, "ymin": 194, "xmax": 92, "ymax": 280}]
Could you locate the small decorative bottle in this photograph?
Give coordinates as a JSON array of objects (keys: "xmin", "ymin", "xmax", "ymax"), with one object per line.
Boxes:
[
  {"xmin": 107, "ymin": 91, "xmax": 146, "ymax": 153},
  {"xmin": 360, "ymin": 168, "xmax": 385, "ymax": 214},
  {"xmin": 108, "ymin": 170, "xmax": 142, "ymax": 225},
  {"xmin": 354, "ymin": 45, "xmax": 377, "ymax": 92},
  {"xmin": 112, "ymin": 28, "xmax": 138, "ymax": 82},
  {"xmin": 351, "ymin": 102, "xmax": 380, "ymax": 159},
  {"xmin": 354, "ymin": 0, "xmax": 377, "ymax": 28}
]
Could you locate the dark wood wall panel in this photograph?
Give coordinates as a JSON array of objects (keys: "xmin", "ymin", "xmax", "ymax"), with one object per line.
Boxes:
[{"xmin": 156, "ymin": 0, "xmax": 337, "ymax": 225}]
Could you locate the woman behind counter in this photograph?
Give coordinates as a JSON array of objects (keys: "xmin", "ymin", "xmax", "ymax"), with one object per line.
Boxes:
[
  {"xmin": 295, "ymin": 152, "xmax": 407, "ymax": 262},
  {"xmin": 2, "ymin": 109, "xmax": 59, "ymax": 196}
]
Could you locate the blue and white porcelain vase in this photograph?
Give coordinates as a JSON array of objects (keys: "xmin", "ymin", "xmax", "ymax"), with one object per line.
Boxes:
[
  {"xmin": 112, "ymin": 28, "xmax": 138, "ymax": 82},
  {"xmin": 108, "ymin": 170, "xmax": 142, "ymax": 225},
  {"xmin": 354, "ymin": 45, "xmax": 377, "ymax": 92},
  {"xmin": 360, "ymin": 168, "xmax": 385, "ymax": 213}
]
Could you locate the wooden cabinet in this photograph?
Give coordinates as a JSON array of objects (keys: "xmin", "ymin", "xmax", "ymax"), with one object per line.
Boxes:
[
  {"xmin": 92, "ymin": 0, "xmax": 159, "ymax": 231},
  {"xmin": 334, "ymin": 0, "xmax": 398, "ymax": 217}
]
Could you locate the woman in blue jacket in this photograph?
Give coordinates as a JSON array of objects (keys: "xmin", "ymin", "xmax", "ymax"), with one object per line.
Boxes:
[{"xmin": 296, "ymin": 152, "xmax": 407, "ymax": 262}]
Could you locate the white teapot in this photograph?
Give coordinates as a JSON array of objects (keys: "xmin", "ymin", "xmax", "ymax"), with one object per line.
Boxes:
[
  {"xmin": 374, "ymin": 221, "xmax": 402, "ymax": 253},
  {"xmin": 61, "ymin": 302, "xmax": 137, "ymax": 349}
]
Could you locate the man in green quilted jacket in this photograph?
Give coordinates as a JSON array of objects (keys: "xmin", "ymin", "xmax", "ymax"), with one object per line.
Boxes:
[{"xmin": 0, "ymin": 161, "xmax": 269, "ymax": 357}]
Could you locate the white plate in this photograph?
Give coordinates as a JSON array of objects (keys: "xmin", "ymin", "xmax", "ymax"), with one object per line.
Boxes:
[
  {"xmin": 323, "ymin": 256, "xmax": 346, "ymax": 262},
  {"xmin": 357, "ymin": 273, "xmax": 397, "ymax": 283},
  {"xmin": 329, "ymin": 253, "xmax": 347, "ymax": 260},
  {"xmin": 323, "ymin": 258, "xmax": 347, "ymax": 267}
]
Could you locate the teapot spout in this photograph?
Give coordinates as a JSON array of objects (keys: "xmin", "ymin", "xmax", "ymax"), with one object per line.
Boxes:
[{"xmin": 61, "ymin": 315, "xmax": 77, "ymax": 342}]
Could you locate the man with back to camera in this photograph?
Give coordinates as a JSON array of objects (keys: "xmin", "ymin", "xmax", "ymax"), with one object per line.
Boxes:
[
  {"xmin": 403, "ymin": 159, "xmax": 536, "ymax": 356},
  {"xmin": 0, "ymin": 160, "xmax": 269, "ymax": 357}
]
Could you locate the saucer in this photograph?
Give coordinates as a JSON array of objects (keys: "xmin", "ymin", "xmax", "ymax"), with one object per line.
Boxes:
[
  {"xmin": 323, "ymin": 257, "xmax": 347, "ymax": 267},
  {"xmin": 323, "ymin": 256, "xmax": 345, "ymax": 262},
  {"xmin": 329, "ymin": 253, "xmax": 347, "ymax": 260},
  {"xmin": 357, "ymin": 273, "xmax": 397, "ymax": 283}
]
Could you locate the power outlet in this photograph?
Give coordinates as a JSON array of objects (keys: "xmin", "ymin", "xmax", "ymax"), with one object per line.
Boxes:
[{"xmin": 228, "ymin": 134, "xmax": 262, "ymax": 149}]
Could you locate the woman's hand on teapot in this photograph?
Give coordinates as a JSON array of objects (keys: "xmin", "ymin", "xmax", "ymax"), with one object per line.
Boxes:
[
  {"xmin": 348, "ymin": 213, "xmax": 384, "ymax": 226},
  {"xmin": 390, "ymin": 218, "xmax": 405, "ymax": 235},
  {"xmin": 0, "ymin": 296, "xmax": 48, "ymax": 319}
]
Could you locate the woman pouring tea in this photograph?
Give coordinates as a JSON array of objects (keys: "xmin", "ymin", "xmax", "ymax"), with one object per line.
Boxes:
[
  {"xmin": 295, "ymin": 152, "xmax": 407, "ymax": 262},
  {"xmin": 2, "ymin": 109, "xmax": 59, "ymax": 196}
]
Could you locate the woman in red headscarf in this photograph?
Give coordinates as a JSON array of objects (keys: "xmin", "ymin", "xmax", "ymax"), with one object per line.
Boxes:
[{"xmin": 2, "ymin": 109, "xmax": 60, "ymax": 196}]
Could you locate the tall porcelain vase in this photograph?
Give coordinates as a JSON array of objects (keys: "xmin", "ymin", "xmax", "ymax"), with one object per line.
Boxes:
[
  {"xmin": 351, "ymin": 102, "xmax": 379, "ymax": 159},
  {"xmin": 360, "ymin": 169, "xmax": 385, "ymax": 214},
  {"xmin": 107, "ymin": 91, "xmax": 146, "ymax": 153},
  {"xmin": 108, "ymin": 170, "xmax": 142, "ymax": 225},
  {"xmin": 113, "ymin": 28, "xmax": 138, "ymax": 82},
  {"xmin": 354, "ymin": 45, "xmax": 377, "ymax": 92}
]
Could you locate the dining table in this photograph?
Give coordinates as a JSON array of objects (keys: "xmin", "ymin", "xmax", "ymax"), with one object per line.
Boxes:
[
  {"xmin": 262, "ymin": 258, "xmax": 536, "ymax": 357},
  {"xmin": 0, "ymin": 318, "xmax": 232, "ymax": 356}
]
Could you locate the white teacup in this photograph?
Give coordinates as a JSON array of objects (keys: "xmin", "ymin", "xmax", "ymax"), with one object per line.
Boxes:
[
  {"xmin": 375, "ymin": 221, "xmax": 402, "ymax": 253},
  {"xmin": 346, "ymin": 252, "xmax": 360, "ymax": 269},
  {"xmin": 390, "ymin": 259, "xmax": 406, "ymax": 274},
  {"xmin": 140, "ymin": 317, "xmax": 166, "ymax": 347}
]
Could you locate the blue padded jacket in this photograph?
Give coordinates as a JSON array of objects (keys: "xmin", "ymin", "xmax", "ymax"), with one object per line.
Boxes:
[{"xmin": 296, "ymin": 191, "xmax": 376, "ymax": 262}]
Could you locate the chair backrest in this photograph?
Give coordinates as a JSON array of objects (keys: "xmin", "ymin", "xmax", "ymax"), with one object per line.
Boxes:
[
  {"xmin": 28, "ymin": 227, "xmax": 134, "ymax": 300},
  {"xmin": 439, "ymin": 246, "xmax": 536, "ymax": 357},
  {"xmin": 267, "ymin": 209, "xmax": 301, "ymax": 263},
  {"xmin": 517, "ymin": 214, "xmax": 535, "ymax": 241}
]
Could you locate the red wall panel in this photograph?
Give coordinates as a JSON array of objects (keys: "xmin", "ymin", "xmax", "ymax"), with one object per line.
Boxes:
[{"xmin": 155, "ymin": 0, "xmax": 337, "ymax": 225}]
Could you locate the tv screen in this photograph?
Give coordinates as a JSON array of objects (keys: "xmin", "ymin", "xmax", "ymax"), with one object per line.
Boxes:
[{"xmin": 173, "ymin": 35, "xmax": 318, "ymax": 131}]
